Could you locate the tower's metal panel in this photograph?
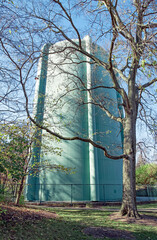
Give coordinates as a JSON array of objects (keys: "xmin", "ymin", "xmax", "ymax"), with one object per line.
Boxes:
[{"xmin": 26, "ymin": 37, "xmax": 123, "ymax": 202}]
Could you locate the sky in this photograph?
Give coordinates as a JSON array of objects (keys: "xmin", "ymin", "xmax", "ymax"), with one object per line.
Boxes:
[{"xmin": 0, "ymin": 0, "xmax": 157, "ymax": 161}]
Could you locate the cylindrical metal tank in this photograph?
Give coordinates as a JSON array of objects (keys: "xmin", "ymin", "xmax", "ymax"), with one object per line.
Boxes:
[{"xmin": 26, "ymin": 36, "xmax": 123, "ymax": 202}]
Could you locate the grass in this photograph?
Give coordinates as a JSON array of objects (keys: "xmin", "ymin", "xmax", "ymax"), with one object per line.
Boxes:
[
  {"xmin": 0, "ymin": 204, "xmax": 157, "ymax": 240},
  {"xmin": 100, "ymin": 202, "xmax": 157, "ymax": 210},
  {"xmin": 137, "ymin": 203, "xmax": 157, "ymax": 209}
]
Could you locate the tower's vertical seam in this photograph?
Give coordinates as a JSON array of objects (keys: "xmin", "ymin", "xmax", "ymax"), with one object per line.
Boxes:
[
  {"xmin": 26, "ymin": 44, "xmax": 50, "ymax": 201},
  {"xmin": 84, "ymin": 35, "xmax": 97, "ymax": 201}
]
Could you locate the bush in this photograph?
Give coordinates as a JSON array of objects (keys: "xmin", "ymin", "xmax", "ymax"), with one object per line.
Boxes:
[{"xmin": 136, "ymin": 164, "xmax": 157, "ymax": 185}]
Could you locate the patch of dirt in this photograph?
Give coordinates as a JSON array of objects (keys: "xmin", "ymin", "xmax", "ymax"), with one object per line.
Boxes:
[
  {"xmin": 110, "ymin": 212, "xmax": 157, "ymax": 227},
  {"xmin": 83, "ymin": 227, "xmax": 135, "ymax": 239},
  {"xmin": 0, "ymin": 204, "xmax": 57, "ymax": 226}
]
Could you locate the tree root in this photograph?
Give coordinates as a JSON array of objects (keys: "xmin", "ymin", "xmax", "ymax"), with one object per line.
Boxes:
[{"xmin": 120, "ymin": 206, "xmax": 141, "ymax": 219}]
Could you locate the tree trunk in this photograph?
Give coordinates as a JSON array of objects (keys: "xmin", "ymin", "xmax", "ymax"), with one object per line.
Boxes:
[
  {"xmin": 15, "ymin": 176, "xmax": 25, "ymax": 205},
  {"xmin": 120, "ymin": 115, "xmax": 140, "ymax": 218}
]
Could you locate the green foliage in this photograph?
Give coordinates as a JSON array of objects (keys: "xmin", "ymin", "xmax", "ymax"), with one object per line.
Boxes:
[
  {"xmin": 141, "ymin": 59, "xmax": 146, "ymax": 70},
  {"xmin": 0, "ymin": 193, "xmax": 12, "ymax": 203},
  {"xmin": 18, "ymin": 195, "xmax": 25, "ymax": 205},
  {"xmin": 0, "ymin": 122, "xmax": 68, "ymax": 182},
  {"xmin": 0, "ymin": 122, "xmax": 74, "ymax": 204},
  {"xmin": 136, "ymin": 163, "xmax": 157, "ymax": 185},
  {"xmin": 98, "ymin": 1, "xmax": 105, "ymax": 7},
  {"xmin": 29, "ymin": 160, "xmax": 75, "ymax": 176},
  {"xmin": 0, "ymin": 123, "xmax": 29, "ymax": 182},
  {"xmin": 0, "ymin": 194, "xmax": 6, "ymax": 203}
]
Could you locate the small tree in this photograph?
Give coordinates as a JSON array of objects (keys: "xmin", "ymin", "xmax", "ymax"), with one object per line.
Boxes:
[
  {"xmin": 0, "ymin": 122, "xmax": 70, "ymax": 205},
  {"xmin": 0, "ymin": 123, "xmax": 29, "ymax": 203}
]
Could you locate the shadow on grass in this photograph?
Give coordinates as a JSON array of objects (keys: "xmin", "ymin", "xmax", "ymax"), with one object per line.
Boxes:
[{"xmin": 0, "ymin": 206, "xmax": 157, "ymax": 240}]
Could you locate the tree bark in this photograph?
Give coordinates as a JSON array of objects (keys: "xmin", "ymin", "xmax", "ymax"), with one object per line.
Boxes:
[
  {"xmin": 15, "ymin": 175, "xmax": 25, "ymax": 205},
  {"xmin": 120, "ymin": 115, "xmax": 140, "ymax": 218}
]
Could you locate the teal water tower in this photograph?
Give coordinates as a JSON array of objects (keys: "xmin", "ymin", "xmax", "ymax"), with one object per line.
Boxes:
[{"xmin": 26, "ymin": 36, "xmax": 123, "ymax": 202}]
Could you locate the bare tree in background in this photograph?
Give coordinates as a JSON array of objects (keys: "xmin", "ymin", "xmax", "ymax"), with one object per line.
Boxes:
[{"xmin": 0, "ymin": 0, "xmax": 157, "ymax": 218}]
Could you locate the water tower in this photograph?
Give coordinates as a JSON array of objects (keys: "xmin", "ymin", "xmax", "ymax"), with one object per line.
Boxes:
[{"xmin": 26, "ymin": 36, "xmax": 123, "ymax": 202}]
